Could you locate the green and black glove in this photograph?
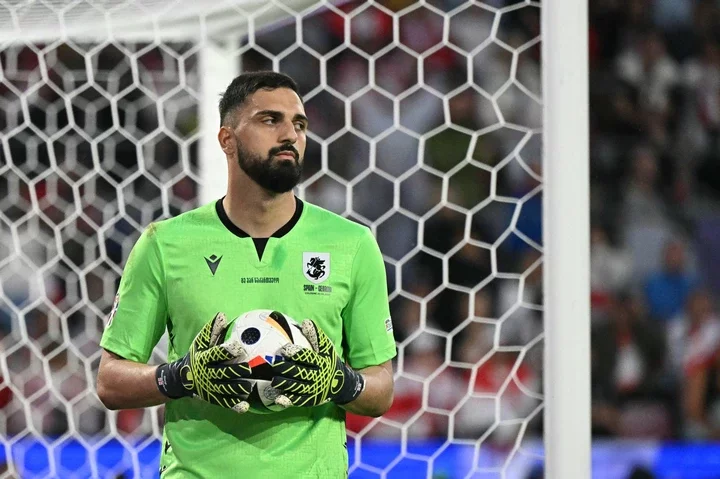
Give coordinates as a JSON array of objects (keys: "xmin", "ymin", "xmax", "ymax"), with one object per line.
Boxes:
[
  {"xmin": 269, "ymin": 319, "xmax": 365, "ymax": 408},
  {"xmin": 155, "ymin": 312, "xmax": 253, "ymax": 413}
]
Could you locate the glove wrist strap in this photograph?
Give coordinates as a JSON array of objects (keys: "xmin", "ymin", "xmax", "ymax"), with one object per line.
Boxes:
[
  {"xmin": 156, "ymin": 361, "xmax": 189, "ymax": 399},
  {"xmin": 334, "ymin": 365, "xmax": 366, "ymax": 405}
]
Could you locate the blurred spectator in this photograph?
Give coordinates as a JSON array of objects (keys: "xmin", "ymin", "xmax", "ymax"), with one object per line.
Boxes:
[
  {"xmin": 683, "ymin": 37, "xmax": 720, "ymax": 200},
  {"xmin": 667, "ymin": 289, "xmax": 720, "ymax": 439},
  {"xmin": 680, "ymin": 38, "xmax": 720, "ymax": 162},
  {"xmin": 590, "ymin": 222, "xmax": 632, "ymax": 316},
  {"xmin": 621, "ymin": 145, "xmax": 677, "ymax": 282},
  {"xmin": 616, "ymin": 28, "xmax": 679, "ymax": 114},
  {"xmin": 621, "ymin": 145, "xmax": 669, "ymax": 233},
  {"xmin": 591, "ymin": 294, "xmax": 671, "ymax": 438},
  {"xmin": 645, "ymin": 239, "xmax": 698, "ymax": 322}
]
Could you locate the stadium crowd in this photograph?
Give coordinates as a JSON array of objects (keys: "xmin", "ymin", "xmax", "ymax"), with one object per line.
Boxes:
[
  {"xmin": 585, "ymin": 0, "xmax": 720, "ymax": 442},
  {"xmin": 1, "ymin": 0, "xmax": 720, "ymax": 471},
  {"xmin": 353, "ymin": 0, "xmax": 720, "ymax": 446}
]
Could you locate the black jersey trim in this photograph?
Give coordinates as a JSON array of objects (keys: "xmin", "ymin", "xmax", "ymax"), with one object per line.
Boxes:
[
  {"xmin": 252, "ymin": 238, "xmax": 269, "ymax": 260},
  {"xmin": 215, "ymin": 196, "xmax": 303, "ymax": 239},
  {"xmin": 272, "ymin": 196, "xmax": 303, "ymax": 238}
]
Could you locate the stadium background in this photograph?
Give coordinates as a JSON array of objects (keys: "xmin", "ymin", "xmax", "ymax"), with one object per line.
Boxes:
[{"xmin": 2, "ymin": 0, "xmax": 720, "ymax": 477}]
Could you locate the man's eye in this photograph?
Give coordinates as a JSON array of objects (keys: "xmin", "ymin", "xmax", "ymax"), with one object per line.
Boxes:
[
  {"xmin": 263, "ymin": 118, "xmax": 276, "ymax": 124},
  {"xmin": 294, "ymin": 122, "xmax": 306, "ymax": 131}
]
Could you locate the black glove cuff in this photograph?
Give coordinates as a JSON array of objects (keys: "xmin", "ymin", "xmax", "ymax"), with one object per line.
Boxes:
[
  {"xmin": 334, "ymin": 365, "xmax": 366, "ymax": 405},
  {"xmin": 156, "ymin": 361, "xmax": 189, "ymax": 399}
]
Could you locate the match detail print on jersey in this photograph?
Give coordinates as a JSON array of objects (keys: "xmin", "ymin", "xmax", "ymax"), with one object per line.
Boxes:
[{"xmin": 303, "ymin": 252, "xmax": 330, "ymax": 284}]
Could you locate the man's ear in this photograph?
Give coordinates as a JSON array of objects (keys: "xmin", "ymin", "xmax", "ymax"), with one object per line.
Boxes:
[{"xmin": 218, "ymin": 126, "xmax": 235, "ymax": 156}]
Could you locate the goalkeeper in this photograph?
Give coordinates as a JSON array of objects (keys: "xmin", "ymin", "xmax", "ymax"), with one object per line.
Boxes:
[{"xmin": 96, "ymin": 71, "xmax": 396, "ymax": 478}]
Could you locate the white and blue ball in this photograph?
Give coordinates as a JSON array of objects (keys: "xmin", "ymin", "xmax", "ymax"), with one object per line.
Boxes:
[{"xmin": 225, "ymin": 309, "xmax": 311, "ymax": 413}]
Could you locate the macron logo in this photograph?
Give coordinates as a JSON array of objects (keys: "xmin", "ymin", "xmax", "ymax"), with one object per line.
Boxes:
[{"xmin": 204, "ymin": 254, "xmax": 222, "ymax": 276}]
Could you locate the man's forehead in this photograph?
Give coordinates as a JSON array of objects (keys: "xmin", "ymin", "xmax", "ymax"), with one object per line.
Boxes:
[{"xmin": 246, "ymin": 88, "xmax": 305, "ymax": 114}]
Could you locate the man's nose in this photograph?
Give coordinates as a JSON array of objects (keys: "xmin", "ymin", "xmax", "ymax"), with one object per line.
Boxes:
[{"xmin": 278, "ymin": 121, "xmax": 298, "ymax": 144}]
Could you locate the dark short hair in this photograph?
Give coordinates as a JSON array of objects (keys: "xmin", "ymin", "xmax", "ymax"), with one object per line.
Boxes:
[{"xmin": 218, "ymin": 71, "xmax": 300, "ymax": 126}]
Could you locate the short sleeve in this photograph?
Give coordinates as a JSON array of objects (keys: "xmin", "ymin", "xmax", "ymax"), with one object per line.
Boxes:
[
  {"xmin": 100, "ymin": 223, "xmax": 168, "ymax": 363},
  {"xmin": 342, "ymin": 229, "xmax": 397, "ymax": 369}
]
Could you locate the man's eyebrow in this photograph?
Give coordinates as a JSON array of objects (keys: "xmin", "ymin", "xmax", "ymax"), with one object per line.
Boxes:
[
  {"xmin": 255, "ymin": 109, "xmax": 282, "ymax": 117},
  {"xmin": 255, "ymin": 110, "xmax": 309, "ymax": 124},
  {"xmin": 293, "ymin": 113, "xmax": 309, "ymax": 124}
]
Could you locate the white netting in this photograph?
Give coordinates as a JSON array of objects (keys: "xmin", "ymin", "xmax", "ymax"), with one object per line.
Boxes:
[
  {"xmin": 0, "ymin": 1, "xmax": 545, "ymax": 477},
  {"xmin": 0, "ymin": 0, "xmax": 318, "ymax": 43}
]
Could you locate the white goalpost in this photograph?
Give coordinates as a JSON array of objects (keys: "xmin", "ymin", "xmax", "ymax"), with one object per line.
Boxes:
[
  {"xmin": 542, "ymin": 0, "xmax": 590, "ymax": 478},
  {"xmin": 0, "ymin": 1, "xmax": 590, "ymax": 478}
]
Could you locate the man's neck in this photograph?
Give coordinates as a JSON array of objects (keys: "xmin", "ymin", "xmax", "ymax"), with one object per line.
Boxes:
[{"xmin": 223, "ymin": 179, "xmax": 296, "ymax": 238}]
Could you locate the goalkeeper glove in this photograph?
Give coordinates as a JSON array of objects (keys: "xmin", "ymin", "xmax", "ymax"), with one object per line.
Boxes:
[
  {"xmin": 269, "ymin": 319, "xmax": 365, "ymax": 408},
  {"xmin": 156, "ymin": 312, "xmax": 253, "ymax": 413}
]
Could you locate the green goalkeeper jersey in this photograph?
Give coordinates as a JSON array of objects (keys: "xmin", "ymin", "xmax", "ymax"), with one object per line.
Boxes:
[{"xmin": 99, "ymin": 197, "xmax": 397, "ymax": 479}]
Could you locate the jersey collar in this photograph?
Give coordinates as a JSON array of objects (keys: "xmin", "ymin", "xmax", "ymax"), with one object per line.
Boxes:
[{"xmin": 215, "ymin": 196, "xmax": 304, "ymax": 239}]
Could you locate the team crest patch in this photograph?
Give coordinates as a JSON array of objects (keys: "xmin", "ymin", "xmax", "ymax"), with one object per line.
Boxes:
[{"xmin": 303, "ymin": 252, "xmax": 330, "ymax": 284}]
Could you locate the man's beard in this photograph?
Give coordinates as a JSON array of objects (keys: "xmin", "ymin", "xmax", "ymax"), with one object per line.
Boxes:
[{"xmin": 237, "ymin": 143, "xmax": 303, "ymax": 194}]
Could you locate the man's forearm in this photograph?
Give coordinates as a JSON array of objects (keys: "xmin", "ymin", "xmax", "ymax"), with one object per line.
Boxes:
[
  {"xmin": 97, "ymin": 349, "xmax": 171, "ymax": 410},
  {"xmin": 341, "ymin": 362, "xmax": 394, "ymax": 417}
]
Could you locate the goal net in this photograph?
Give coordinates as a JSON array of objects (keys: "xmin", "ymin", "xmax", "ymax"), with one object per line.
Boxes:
[{"xmin": 0, "ymin": 0, "xmax": 549, "ymax": 477}]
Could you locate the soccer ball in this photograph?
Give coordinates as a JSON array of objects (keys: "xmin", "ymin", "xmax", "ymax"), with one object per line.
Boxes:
[{"xmin": 224, "ymin": 309, "xmax": 311, "ymax": 413}]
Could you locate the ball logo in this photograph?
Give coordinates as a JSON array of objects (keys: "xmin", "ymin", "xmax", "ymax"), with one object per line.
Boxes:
[{"xmin": 263, "ymin": 355, "xmax": 283, "ymax": 364}]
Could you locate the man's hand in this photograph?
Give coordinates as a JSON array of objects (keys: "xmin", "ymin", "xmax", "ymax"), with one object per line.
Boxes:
[
  {"xmin": 269, "ymin": 319, "xmax": 365, "ymax": 408},
  {"xmin": 155, "ymin": 312, "xmax": 252, "ymax": 413}
]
